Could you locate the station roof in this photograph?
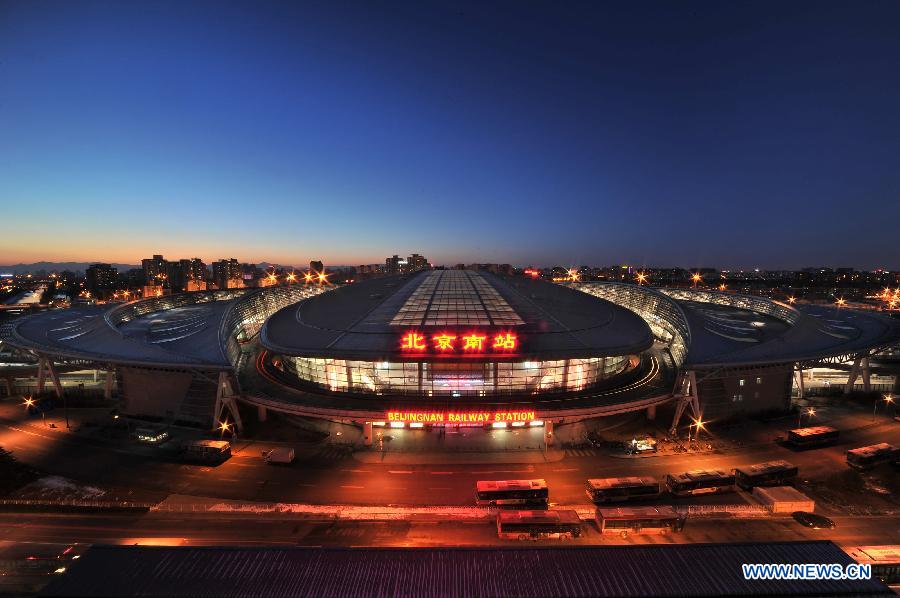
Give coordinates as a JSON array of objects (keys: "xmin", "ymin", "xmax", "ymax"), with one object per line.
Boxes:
[
  {"xmin": 679, "ymin": 299, "xmax": 900, "ymax": 367},
  {"xmin": 4, "ymin": 297, "xmax": 238, "ymax": 369},
  {"xmin": 261, "ymin": 271, "xmax": 654, "ymax": 359},
  {"xmin": 41, "ymin": 542, "xmax": 892, "ymax": 598}
]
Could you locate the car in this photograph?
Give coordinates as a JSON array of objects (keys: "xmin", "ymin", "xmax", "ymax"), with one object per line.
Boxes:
[{"xmin": 792, "ymin": 511, "xmax": 835, "ymax": 529}]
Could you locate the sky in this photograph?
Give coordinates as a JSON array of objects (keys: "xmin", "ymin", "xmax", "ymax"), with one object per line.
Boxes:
[{"xmin": 1, "ymin": 1, "xmax": 899, "ymax": 269}]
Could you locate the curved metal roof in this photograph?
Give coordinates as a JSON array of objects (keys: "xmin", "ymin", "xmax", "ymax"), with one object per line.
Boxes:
[
  {"xmin": 2, "ymin": 292, "xmax": 244, "ymax": 369},
  {"xmin": 662, "ymin": 289, "xmax": 900, "ymax": 367},
  {"xmin": 261, "ymin": 272, "xmax": 655, "ymax": 359}
]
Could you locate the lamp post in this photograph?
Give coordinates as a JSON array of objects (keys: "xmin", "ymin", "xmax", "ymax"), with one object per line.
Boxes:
[
  {"xmin": 875, "ymin": 394, "xmax": 894, "ymax": 421},
  {"xmin": 798, "ymin": 406, "xmax": 815, "ymax": 428}
]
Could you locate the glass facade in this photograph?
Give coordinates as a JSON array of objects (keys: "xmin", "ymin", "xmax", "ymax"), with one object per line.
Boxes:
[
  {"xmin": 391, "ymin": 270, "xmax": 524, "ymax": 327},
  {"xmin": 569, "ymin": 282, "xmax": 691, "ymax": 366},
  {"xmin": 281, "ymin": 354, "xmax": 636, "ymax": 397}
]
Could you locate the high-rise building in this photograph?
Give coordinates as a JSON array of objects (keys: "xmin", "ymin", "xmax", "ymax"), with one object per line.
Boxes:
[
  {"xmin": 85, "ymin": 263, "xmax": 118, "ymax": 296},
  {"xmin": 407, "ymin": 254, "xmax": 429, "ymax": 272},
  {"xmin": 181, "ymin": 258, "xmax": 207, "ymax": 283},
  {"xmin": 386, "ymin": 255, "xmax": 403, "ymax": 274},
  {"xmin": 212, "ymin": 259, "xmax": 243, "ymax": 290},
  {"xmin": 309, "ymin": 260, "xmax": 324, "ymax": 274},
  {"xmin": 142, "ymin": 254, "xmax": 167, "ymax": 284}
]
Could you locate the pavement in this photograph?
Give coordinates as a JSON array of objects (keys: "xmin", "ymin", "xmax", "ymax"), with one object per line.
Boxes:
[{"xmin": 354, "ymin": 449, "xmax": 566, "ymax": 464}]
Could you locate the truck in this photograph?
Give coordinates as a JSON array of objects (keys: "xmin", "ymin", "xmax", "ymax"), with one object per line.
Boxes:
[{"xmin": 265, "ymin": 447, "xmax": 295, "ymax": 465}]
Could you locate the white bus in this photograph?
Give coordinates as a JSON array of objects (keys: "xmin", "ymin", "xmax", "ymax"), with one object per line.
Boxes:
[
  {"xmin": 585, "ymin": 477, "xmax": 661, "ymax": 504},
  {"xmin": 733, "ymin": 460, "xmax": 799, "ymax": 490},
  {"xmin": 497, "ymin": 510, "xmax": 581, "ymax": 540},
  {"xmin": 665, "ymin": 469, "xmax": 735, "ymax": 496},
  {"xmin": 846, "ymin": 443, "xmax": 900, "ymax": 470},
  {"xmin": 596, "ymin": 506, "xmax": 685, "ymax": 537}
]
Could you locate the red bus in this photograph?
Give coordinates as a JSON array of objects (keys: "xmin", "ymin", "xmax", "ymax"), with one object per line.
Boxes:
[{"xmin": 475, "ymin": 479, "xmax": 548, "ymax": 506}]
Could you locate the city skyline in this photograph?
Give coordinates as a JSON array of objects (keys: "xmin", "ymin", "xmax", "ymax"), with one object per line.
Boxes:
[{"xmin": 3, "ymin": 1, "xmax": 900, "ymax": 269}]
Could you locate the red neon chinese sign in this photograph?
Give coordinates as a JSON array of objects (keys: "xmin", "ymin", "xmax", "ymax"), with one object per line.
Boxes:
[{"xmin": 399, "ymin": 330, "xmax": 520, "ymax": 355}]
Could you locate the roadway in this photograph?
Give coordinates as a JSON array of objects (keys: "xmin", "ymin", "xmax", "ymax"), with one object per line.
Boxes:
[{"xmin": 0, "ymin": 400, "xmax": 897, "ymax": 508}]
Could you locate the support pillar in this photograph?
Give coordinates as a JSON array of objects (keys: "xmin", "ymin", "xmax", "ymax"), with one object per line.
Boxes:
[
  {"xmin": 845, "ymin": 357, "xmax": 862, "ymax": 394},
  {"xmin": 213, "ymin": 372, "xmax": 244, "ymax": 434},
  {"xmin": 36, "ymin": 358, "xmax": 46, "ymax": 395},
  {"xmin": 669, "ymin": 370, "xmax": 700, "ymax": 435},
  {"xmin": 646, "ymin": 404, "xmax": 656, "ymax": 421},
  {"xmin": 93, "ymin": 369, "xmax": 99, "ymax": 383},
  {"xmin": 104, "ymin": 370, "xmax": 114, "ymax": 400},
  {"xmin": 2, "ymin": 378, "xmax": 11, "ymax": 397},
  {"xmin": 49, "ymin": 361, "xmax": 63, "ymax": 399},
  {"xmin": 544, "ymin": 421, "xmax": 554, "ymax": 447},
  {"xmin": 860, "ymin": 357, "xmax": 871, "ymax": 392},
  {"xmin": 794, "ymin": 368, "xmax": 805, "ymax": 400},
  {"xmin": 257, "ymin": 405, "xmax": 268, "ymax": 422},
  {"xmin": 363, "ymin": 422, "xmax": 373, "ymax": 446}
]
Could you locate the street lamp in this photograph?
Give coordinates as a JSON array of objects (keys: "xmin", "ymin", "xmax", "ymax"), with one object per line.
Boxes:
[
  {"xmin": 218, "ymin": 419, "xmax": 233, "ymax": 439},
  {"xmin": 798, "ymin": 406, "xmax": 815, "ymax": 428},
  {"xmin": 691, "ymin": 273, "xmax": 701, "ymax": 288},
  {"xmin": 689, "ymin": 417, "xmax": 705, "ymax": 441},
  {"xmin": 876, "ymin": 394, "xmax": 894, "ymax": 420},
  {"xmin": 636, "ymin": 272, "xmax": 648, "ymax": 286}
]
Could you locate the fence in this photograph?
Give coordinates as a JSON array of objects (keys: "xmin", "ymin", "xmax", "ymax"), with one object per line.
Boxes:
[{"xmin": 0, "ymin": 498, "xmax": 155, "ymax": 511}]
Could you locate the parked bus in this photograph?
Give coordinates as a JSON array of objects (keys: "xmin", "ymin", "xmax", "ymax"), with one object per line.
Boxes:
[
  {"xmin": 786, "ymin": 426, "xmax": 839, "ymax": 449},
  {"xmin": 475, "ymin": 479, "xmax": 548, "ymax": 506},
  {"xmin": 596, "ymin": 506, "xmax": 685, "ymax": 537},
  {"xmin": 181, "ymin": 439, "xmax": 231, "ymax": 463},
  {"xmin": 665, "ymin": 469, "xmax": 735, "ymax": 496},
  {"xmin": 733, "ymin": 460, "xmax": 799, "ymax": 490},
  {"xmin": 846, "ymin": 443, "xmax": 900, "ymax": 471},
  {"xmin": 585, "ymin": 477, "xmax": 661, "ymax": 504},
  {"xmin": 497, "ymin": 510, "xmax": 581, "ymax": 540},
  {"xmin": 845, "ymin": 546, "xmax": 900, "ymax": 585}
]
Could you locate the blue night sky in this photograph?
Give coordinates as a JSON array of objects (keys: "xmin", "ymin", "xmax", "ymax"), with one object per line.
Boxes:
[{"xmin": 1, "ymin": 1, "xmax": 899, "ymax": 269}]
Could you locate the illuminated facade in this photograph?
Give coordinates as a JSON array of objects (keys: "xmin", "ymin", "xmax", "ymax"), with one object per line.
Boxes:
[
  {"xmin": 3, "ymin": 267, "xmax": 899, "ymax": 439},
  {"xmin": 282, "ymin": 354, "xmax": 635, "ymax": 397}
]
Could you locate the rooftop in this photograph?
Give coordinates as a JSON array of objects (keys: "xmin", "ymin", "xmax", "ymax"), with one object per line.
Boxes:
[
  {"xmin": 41, "ymin": 542, "xmax": 892, "ymax": 598},
  {"xmin": 261, "ymin": 272, "xmax": 654, "ymax": 359}
]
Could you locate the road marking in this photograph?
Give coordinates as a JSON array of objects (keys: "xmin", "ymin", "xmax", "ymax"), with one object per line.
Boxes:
[
  {"xmin": 388, "ymin": 470, "xmax": 414, "ymax": 474},
  {"xmin": 430, "ymin": 471, "xmax": 453, "ymax": 475},
  {"xmin": 466, "ymin": 469, "xmax": 534, "ymax": 475},
  {"xmin": 341, "ymin": 469, "xmax": 370, "ymax": 473},
  {"xmin": 553, "ymin": 468, "xmax": 577, "ymax": 472},
  {"xmin": 340, "ymin": 485, "xmax": 364, "ymax": 489}
]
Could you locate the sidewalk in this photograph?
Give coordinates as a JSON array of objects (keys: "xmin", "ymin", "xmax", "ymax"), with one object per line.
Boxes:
[{"xmin": 353, "ymin": 448, "xmax": 566, "ymax": 465}]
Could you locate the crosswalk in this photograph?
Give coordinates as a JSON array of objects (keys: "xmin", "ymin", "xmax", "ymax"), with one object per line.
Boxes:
[
  {"xmin": 311, "ymin": 446, "xmax": 353, "ymax": 461},
  {"xmin": 565, "ymin": 448, "xmax": 598, "ymax": 457}
]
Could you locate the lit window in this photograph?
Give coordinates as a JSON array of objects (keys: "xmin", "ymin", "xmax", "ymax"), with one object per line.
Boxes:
[
  {"xmin": 756, "ymin": 377, "xmax": 762, "ymax": 384},
  {"xmin": 739, "ymin": 379, "xmax": 745, "ymax": 386}
]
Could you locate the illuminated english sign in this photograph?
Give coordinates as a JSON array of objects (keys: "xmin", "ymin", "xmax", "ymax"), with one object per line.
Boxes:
[
  {"xmin": 399, "ymin": 330, "xmax": 519, "ymax": 355},
  {"xmin": 386, "ymin": 410, "xmax": 536, "ymax": 424}
]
